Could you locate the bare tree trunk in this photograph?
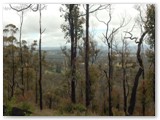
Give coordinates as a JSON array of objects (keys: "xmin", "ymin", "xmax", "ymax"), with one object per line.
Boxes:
[
  {"xmin": 26, "ymin": 65, "xmax": 29, "ymax": 91},
  {"xmin": 153, "ymin": 46, "xmax": 155, "ymax": 103},
  {"xmin": 49, "ymin": 97, "xmax": 52, "ymax": 109},
  {"xmin": 19, "ymin": 11, "xmax": 24, "ymax": 96},
  {"xmin": 122, "ymin": 53, "xmax": 127, "ymax": 115},
  {"xmin": 128, "ymin": 31, "xmax": 147, "ymax": 115},
  {"xmin": 35, "ymin": 69, "xmax": 38, "ymax": 104},
  {"xmin": 142, "ymin": 80, "xmax": 146, "ymax": 116},
  {"xmin": 108, "ymin": 48, "xmax": 113, "ymax": 116},
  {"xmin": 11, "ymin": 41, "xmax": 15, "ymax": 98},
  {"xmin": 8, "ymin": 79, "xmax": 10, "ymax": 100},
  {"xmin": 39, "ymin": 4, "xmax": 43, "ymax": 110},
  {"xmin": 85, "ymin": 4, "xmax": 91, "ymax": 108},
  {"xmin": 69, "ymin": 4, "xmax": 76, "ymax": 103},
  {"xmin": 121, "ymin": 39, "xmax": 127, "ymax": 115}
]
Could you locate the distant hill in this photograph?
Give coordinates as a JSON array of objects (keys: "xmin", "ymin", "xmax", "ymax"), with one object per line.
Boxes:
[
  {"xmin": 41, "ymin": 44, "xmax": 149, "ymax": 52},
  {"xmin": 41, "ymin": 47, "xmax": 61, "ymax": 50}
]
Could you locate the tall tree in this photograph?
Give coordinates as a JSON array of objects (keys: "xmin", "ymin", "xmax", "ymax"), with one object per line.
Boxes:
[
  {"xmin": 19, "ymin": 11, "xmax": 24, "ymax": 96},
  {"xmin": 4, "ymin": 24, "xmax": 18, "ymax": 99},
  {"xmin": 119, "ymin": 34, "xmax": 130, "ymax": 115},
  {"xmin": 126, "ymin": 5, "xmax": 150, "ymax": 115},
  {"xmin": 84, "ymin": 4, "xmax": 109, "ymax": 108},
  {"xmin": 85, "ymin": 4, "xmax": 91, "ymax": 108},
  {"xmin": 9, "ymin": 4, "xmax": 37, "ymax": 96},
  {"xmin": 145, "ymin": 4, "xmax": 155, "ymax": 103},
  {"xmin": 127, "ymin": 31, "xmax": 147, "ymax": 115},
  {"xmin": 61, "ymin": 4, "xmax": 84, "ymax": 103},
  {"xmin": 96, "ymin": 5, "xmax": 126, "ymax": 115},
  {"xmin": 39, "ymin": 4, "xmax": 44, "ymax": 110}
]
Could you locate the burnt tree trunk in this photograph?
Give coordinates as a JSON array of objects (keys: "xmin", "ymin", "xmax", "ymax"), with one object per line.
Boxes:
[
  {"xmin": 121, "ymin": 40, "xmax": 128, "ymax": 115},
  {"xmin": 49, "ymin": 97, "xmax": 52, "ymax": 109},
  {"xmin": 69, "ymin": 4, "xmax": 76, "ymax": 103},
  {"xmin": 11, "ymin": 40, "xmax": 15, "ymax": 98},
  {"xmin": 128, "ymin": 31, "xmax": 147, "ymax": 115},
  {"xmin": 39, "ymin": 4, "xmax": 43, "ymax": 110},
  {"xmin": 108, "ymin": 47, "xmax": 113, "ymax": 116},
  {"xmin": 153, "ymin": 46, "xmax": 155, "ymax": 103},
  {"xmin": 35, "ymin": 69, "xmax": 38, "ymax": 104},
  {"xmin": 26, "ymin": 59, "xmax": 29, "ymax": 91},
  {"xmin": 19, "ymin": 11, "xmax": 24, "ymax": 96},
  {"xmin": 85, "ymin": 4, "xmax": 91, "ymax": 108},
  {"xmin": 142, "ymin": 80, "xmax": 146, "ymax": 116},
  {"xmin": 122, "ymin": 53, "xmax": 127, "ymax": 115}
]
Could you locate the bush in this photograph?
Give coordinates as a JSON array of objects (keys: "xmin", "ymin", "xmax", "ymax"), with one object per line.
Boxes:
[
  {"xmin": 74, "ymin": 104, "xmax": 86, "ymax": 112},
  {"xmin": 19, "ymin": 102, "xmax": 31, "ymax": 111},
  {"xmin": 4, "ymin": 97, "xmax": 16, "ymax": 116},
  {"xmin": 58, "ymin": 99, "xmax": 86, "ymax": 115}
]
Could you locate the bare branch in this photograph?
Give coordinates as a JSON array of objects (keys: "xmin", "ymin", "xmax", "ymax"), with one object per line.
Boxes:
[
  {"xmin": 128, "ymin": 22, "xmax": 136, "ymax": 33},
  {"xmin": 124, "ymin": 31, "xmax": 138, "ymax": 40},
  {"xmin": 105, "ymin": 6, "xmax": 112, "ymax": 42},
  {"xmin": 104, "ymin": 70, "xmax": 109, "ymax": 80},
  {"xmin": 41, "ymin": 28, "xmax": 46, "ymax": 34},
  {"xmin": 83, "ymin": 4, "xmax": 86, "ymax": 10},
  {"xmin": 95, "ymin": 13, "xmax": 107, "ymax": 26},
  {"xmin": 30, "ymin": 4, "xmax": 39, "ymax": 12},
  {"xmin": 89, "ymin": 4, "xmax": 94, "ymax": 10},
  {"xmin": 9, "ymin": 4, "xmax": 32, "ymax": 12},
  {"xmin": 79, "ymin": 4, "xmax": 110, "ymax": 17},
  {"xmin": 89, "ymin": 4, "xmax": 110, "ymax": 14},
  {"xmin": 107, "ymin": 17, "xmax": 125, "ymax": 41},
  {"xmin": 139, "ymin": 7, "xmax": 145, "ymax": 23}
]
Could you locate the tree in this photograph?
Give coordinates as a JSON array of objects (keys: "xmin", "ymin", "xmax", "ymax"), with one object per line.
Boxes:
[
  {"xmin": 96, "ymin": 5, "xmax": 126, "ymax": 115},
  {"xmin": 127, "ymin": 31, "xmax": 147, "ymax": 115},
  {"xmin": 3, "ymin": 24, "xmax": 18, "ymax": 99},
  {"xmin": 9, "ymin": 3, "xmax": 39, "ymax": 97},
  {"xmin": 145, "ymin": 4, "xmax": 155, "ymax": 103},
  {"xmin": 39, "ymin": 4, "xmax": 46, "ymax": 110},
  {"xmin": 125, "ymin": 5, "xmax": 150, "ymax": 115},
  {"xmin": 61, "ymin": 4, "xmax": 84, "ymax": 103},
  {"xmin": 118, "ymin": 34, "xmax": 130, "ymax": 115},
  {"xmin": 85, "ymin": 4, "xmax": 90, "ymax": 108},
  {"xmin": 84, "ymin": 4, "xmax": 109, "ymax": 108},
  {"xmin": 19, "ymin": 11, "xmax": 25, "ymax": 96}
]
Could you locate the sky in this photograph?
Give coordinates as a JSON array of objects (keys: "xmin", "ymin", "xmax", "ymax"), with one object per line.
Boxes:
[{"xmin": 3, "ymin": 4, "xmax": 144, "ymax": 48}]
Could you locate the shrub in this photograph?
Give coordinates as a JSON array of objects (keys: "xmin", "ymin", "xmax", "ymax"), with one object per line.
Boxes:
[{"xmin": 74, "ymin": 104, "xmax": 86, "ymax": 112}]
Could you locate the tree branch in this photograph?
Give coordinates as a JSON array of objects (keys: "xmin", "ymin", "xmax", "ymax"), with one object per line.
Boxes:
[
  {"xmin": 41, "ymin": 28, "xmax": 46, "ymax": 34},
  {"xmin": 9, "ymin": 4, "xmax": 32, "ymax": 12},
  {"xmin": 79, "ymin": 4, "xmax": 110, "ymax": 17}
]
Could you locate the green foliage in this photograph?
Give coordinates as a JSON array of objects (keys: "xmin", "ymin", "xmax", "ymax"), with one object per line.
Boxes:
[
  {"xmin": 60, "ymin": 4, "xmax": 85, "ymax": 41},
  {"xmin": 89, "ymin": 65, "xmax": 100, "ymax": 100},
  {"xmin": 145, "ymin": 49, "xmax": 155, "ymax": 64},
  {"xmin": 145, "ymin": 4, "xmax": 155, "ymax": 49},
  {"xmin": 145, "ymin": 69, "xmax": 154, "ymax": 101},
  {"xmin": 74, "ymin": 104, "xmax": 86, "ymax": 113},
  {"xmin": 58, "ymin": 100, "xmax": 86, "ymax": 115},
  {"xmin": 18, "ymin": 102, "xmax": 32, "ymax": 111},
  {"xmin": 4, "ymin": 97, "xmax": 16, "ymax": 115}
]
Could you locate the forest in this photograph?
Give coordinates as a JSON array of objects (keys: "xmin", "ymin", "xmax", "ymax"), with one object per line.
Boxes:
[{"xmin": 3, "ymin": 4, "xmax": 155, "ymax": 116}]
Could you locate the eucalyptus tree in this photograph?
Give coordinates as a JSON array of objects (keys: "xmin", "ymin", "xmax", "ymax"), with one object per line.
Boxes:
[
  {"xmin": 95, "ymin": 5, "xmax": 127, "ymax": 115},
  {"xmin": 125, "ymin": 5, "xmax": 149, "ymax": 115},
  {"xmin": 3, "ymin": 24, "xmax": 18, "ymax": 99},
  {"xmin": 85, "ymin": 4, "xmax": 110, "ymax": 108},
  {"xmin": 145, "ymin": 4, "xmax": 155, "ymax": 103},
  {"xmin": 60, "ymin": 4, "xmax": 85, "ymax": 103},
  {"xmin": 10, "ymin": 3, "xmax": 46, "ymax": 110},
  {"xmin": 10, "ymin": 4, "xmax": 31, "ymax": 96}
]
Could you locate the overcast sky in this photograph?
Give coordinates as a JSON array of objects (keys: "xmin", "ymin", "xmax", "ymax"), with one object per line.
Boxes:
[{"xmin": 3, "ymin": 4, "xmax": 144, "ymax": 48}]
